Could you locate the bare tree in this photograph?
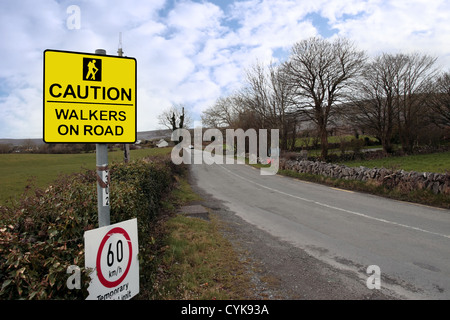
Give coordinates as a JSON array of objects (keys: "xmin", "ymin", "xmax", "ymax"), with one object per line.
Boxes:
[
  {"xmin": 158, "ymin": 104, "xmax": 192, "ymax": 130},
  {"xmin": 237, "ymin": 61, "xmax": 297, "ymax": 150},
  {"xmin": 239, "ymin": 61, "xmax": 272, "ymax": 131},
  {"xmin": 426, "ymin": 71, "xmax": 450, "ymax": 128},
  {"xmin": 203, "ymin": 78, "xmax": 271, "ymax": 155},
  {"xmin": 22, "ymin": 139, "xmax": 36, "ymax": 153},
  {"xmin": 394, "ymin": 53, "xmax": 438, "ymax": 152},
  {"xmin": 0, "ymin": 143, "xmax": 12, "ymax": 154},
  {"xmin": 345, "ymin": 53, "xmax": 405, "ymax": 153},
  {"xmin": 268, "ymin": 63, "xmax": 298, "ymax": 150},
  {"xmin": 201, "ymin": 95, "xmax": 242, "ymax": 129},
  {"xmin": 344, "ymin": 52, "xmax": 437, "ymax": 153},
  {"xmin": 284, "ymin": 37, "xmax": 366, "ymax": 158}
]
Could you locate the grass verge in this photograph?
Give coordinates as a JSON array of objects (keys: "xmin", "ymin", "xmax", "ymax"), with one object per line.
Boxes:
[
  {"xmin": 277, "ymin": 169, "xmax": 450, "ymax": 209},
  {"xmin": 138, "ymin": 174, "xmax": 254, "ymax": 300}
]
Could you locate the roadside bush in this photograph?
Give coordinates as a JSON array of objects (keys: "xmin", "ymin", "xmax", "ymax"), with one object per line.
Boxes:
[
  {"xmin": 349, "ymin": 138, "xmax": 364, "ymax": 154},
  {"xmin": 0, "ymin": 155, "xmax": 179, "ymax": 299}
]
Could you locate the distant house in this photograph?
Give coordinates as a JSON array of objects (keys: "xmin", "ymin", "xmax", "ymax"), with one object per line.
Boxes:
[{"xmin": 156, "ymin": 139, "xmax": 169, "ymax": 148}]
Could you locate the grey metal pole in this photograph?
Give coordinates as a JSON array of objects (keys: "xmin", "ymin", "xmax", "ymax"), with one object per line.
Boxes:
[{"xmin": 95, "ymin": 48, "xmax": 110, "ymax": 227}]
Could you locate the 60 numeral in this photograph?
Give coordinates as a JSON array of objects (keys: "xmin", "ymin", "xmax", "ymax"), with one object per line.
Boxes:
[{"xmin": 107, "ymin": 240, "xmax": 123, "ymax": 267}]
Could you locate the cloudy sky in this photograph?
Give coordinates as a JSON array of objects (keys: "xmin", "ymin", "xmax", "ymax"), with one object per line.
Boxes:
[{"xmin": 1, "ymin": 0, "xmax": 450, "ymax": 139}]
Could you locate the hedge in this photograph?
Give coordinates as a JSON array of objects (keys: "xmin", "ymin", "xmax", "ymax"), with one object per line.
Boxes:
[{"xmin": 0, "ymin": 155, "xmax": 181, "ymax": 299}]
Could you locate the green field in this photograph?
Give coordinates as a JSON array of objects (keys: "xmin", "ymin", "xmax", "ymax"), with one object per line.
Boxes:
[
  {"xmin": 0, "ymin": 147, "xmax": 172, "ymax": 205},
  {"xmin": 295, "ymin": 134, "xmax": 378, "ymax": 147},
  {"xmin": 294, "ymin": 135, "xmax": 449, "ymax": 173},
  {"xmin": 340, "ymin": 151, "xmax": 450, "ymax": 174}
]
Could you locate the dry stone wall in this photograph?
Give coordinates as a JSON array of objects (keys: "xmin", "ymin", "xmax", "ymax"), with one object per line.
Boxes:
[{"xmin": 280, "ymin": 159, "xmax": 450, "ymax": 195}]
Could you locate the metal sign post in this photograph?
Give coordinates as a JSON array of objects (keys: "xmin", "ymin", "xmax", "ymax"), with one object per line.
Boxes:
[
  {"xmin": 96, "ymin": 143, "xmax": 110, "ymax": 228},
  {"xmin": 94, "ymin": 49, "xmax": 110, "ymax": 228}
]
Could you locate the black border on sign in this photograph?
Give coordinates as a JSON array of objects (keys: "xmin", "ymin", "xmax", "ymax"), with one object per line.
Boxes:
[{"xmin": 43, "ymin": 49, "xmax": 137, "ymax": 144}]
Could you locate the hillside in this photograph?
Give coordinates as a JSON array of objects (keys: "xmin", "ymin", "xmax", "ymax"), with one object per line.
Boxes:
[{"xmin": 0, "ymin": 129, "xmax": 173, "ymax": 146}]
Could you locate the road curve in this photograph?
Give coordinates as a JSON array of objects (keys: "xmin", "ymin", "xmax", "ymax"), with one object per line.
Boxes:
[{"xmin": 188, "ymin": 150, "xmax": 450, "ymax": 299}]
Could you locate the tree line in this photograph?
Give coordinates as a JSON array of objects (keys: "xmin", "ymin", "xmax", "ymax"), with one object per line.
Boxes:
[{"xmin": 201, "ymin": 37, "xmax": 450, "ymax": 158}]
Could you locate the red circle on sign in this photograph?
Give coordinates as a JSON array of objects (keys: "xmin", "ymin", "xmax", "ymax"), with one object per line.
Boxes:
[{"xmin": 96, "ymin": 227, "xmax": 132, "ymax": 288}]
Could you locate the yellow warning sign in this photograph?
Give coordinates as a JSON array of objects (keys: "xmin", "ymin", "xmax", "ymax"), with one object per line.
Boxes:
[{"xmin": 43, "ymin": 50, "xmax": 136, "ymax": 143}]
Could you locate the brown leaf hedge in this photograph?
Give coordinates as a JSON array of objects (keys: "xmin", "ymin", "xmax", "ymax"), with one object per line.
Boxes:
[{"xmin": 0, "ymin": 155, "xmax": 182, "ymax": 299}]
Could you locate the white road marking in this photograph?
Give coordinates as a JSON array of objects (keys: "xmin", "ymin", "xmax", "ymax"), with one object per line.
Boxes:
[{"xmin": 218, "ymin": 164, "xmax": 450, "ymax": 240}]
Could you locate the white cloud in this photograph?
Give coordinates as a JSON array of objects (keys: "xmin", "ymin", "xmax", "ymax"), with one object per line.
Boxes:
[
  {"xmin": 167, "ymin": 0, "xmax": 223, "ymax": 31},
  {"xmin": 318, "ymin": 0, "xmax": 369, "ymax": 23},
  {"xmin": 230, "ymin": 0, "xmax": 318, "ymax": 52},
  {"xmin": 1, "ymin": 0, "xmax": 450, "ymax": 138},
  {"xmin": 0, "ymin": 86, "xmax": 42, "ymax": 138},
  {"xmin": 330, "ymin": 0, "xmax": 450, "ymax": 57}
]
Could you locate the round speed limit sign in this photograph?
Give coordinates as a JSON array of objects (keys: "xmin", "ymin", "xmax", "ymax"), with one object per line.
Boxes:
[
  {"xmin": 84, "ymin": 218, "xmax": 139, "ymax": 300},
  {"xmin": 96, "ymin": 227, "xmax": 132, "ymax": 288}
]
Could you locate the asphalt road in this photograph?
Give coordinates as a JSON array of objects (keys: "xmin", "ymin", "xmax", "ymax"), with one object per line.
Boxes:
[{"xmin": 188, "ymin": 150, "xmax": 450, "ymax": 299}]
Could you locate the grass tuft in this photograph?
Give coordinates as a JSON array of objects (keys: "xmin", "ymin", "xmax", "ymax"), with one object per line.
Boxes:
[{"xmin": 139, "ymin": 175, "xmax": 254, "ymax": 300}]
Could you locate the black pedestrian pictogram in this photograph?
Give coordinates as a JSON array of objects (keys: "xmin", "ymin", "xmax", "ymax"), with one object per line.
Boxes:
[{"xmin": 83, "ymin": 57, "xmax": 102, "ymax": 82}]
